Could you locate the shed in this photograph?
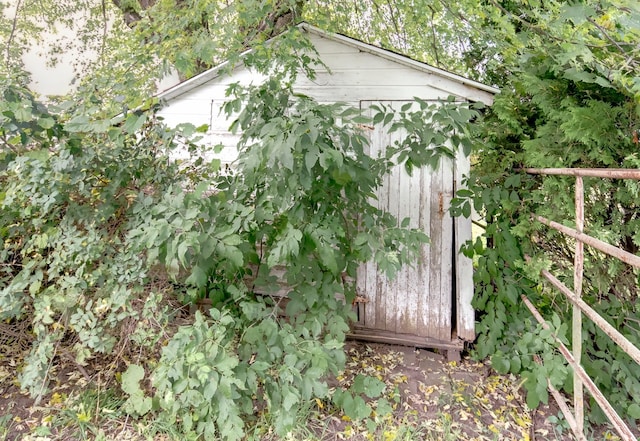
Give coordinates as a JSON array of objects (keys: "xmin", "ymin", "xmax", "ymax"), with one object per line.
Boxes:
[{"xmin": 157, "ymin": 23, "xmax": 498, "ymax": 358}]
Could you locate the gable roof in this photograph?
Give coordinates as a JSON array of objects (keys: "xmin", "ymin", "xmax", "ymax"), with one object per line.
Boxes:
[{"xmin": 157, "ymin": 23, "xmax": 499, "ymax": 102}]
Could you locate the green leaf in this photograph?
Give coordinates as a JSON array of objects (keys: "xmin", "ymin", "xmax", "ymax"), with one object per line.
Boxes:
[
  {"xmin": 318, "ymin": 246, "xmax": 338, "ymax": 275},
  {"xmin": 65, "ymin": 115, "xmax": 90, "ymax": 132},
  {"xmin": 349, "ymin": 396, "xmax": 372, "ymax": 420},
  {"xmin": 510, "ymin": 355, "xmax": 522, "ymax": 373},
  {"xmin": 186, "ymin": 265, "xmax": 208, "ymax": 288},
  {"xmin": 203, "ymin": 379, "xmax": 218, "ymax": 400},
  {"xmin": 37, "ymin": 117, "xmax": 55, "ymax": 129},
  {"xmin": 282, "ymin": 387, "xmax": 299, "ymax": 411},
  {"xmin": 526, "ymin": 388, "xmax": 540, "ymax": 409},
  {"xmin": 376, "ymin": 398, "xmax": 393, "ymax": 416},
  {"xmin": 305, "ymin": 150, "xmax": 317, "ymax": 172},
  {"xmin": 627, "ymin": 403, "xmax": 640, "ymax": 419},
  {"xmin": 123, "ymin": 113, "xmax": 147, "ymax": 133},
  {"xmin": 121, "ymin": 364, "xmax": 145, "ymax": 395},
  {"xmin": 491, "ymin": 352, "xmax": 510, "ymax": 374},
  {"xmin": 362, "ymin": 376, "xmax": 386, "ymax": 398}
]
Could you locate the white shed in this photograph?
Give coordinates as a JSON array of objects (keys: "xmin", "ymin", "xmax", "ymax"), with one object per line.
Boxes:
[{"xmin": 157, "ymin": 23, "xmax": 498, "ymax": 359}]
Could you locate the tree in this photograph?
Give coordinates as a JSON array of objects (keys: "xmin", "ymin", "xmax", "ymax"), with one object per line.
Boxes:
[
  {"xmin": 107, "ymin": 0, "xmax": 304, "ymax": 77},
  {"xmin": 460, "ymin": 0, "xmax": 640, "ymax": 424},
  {"xmin": 6, "ymin": 0, "xmax": 640, "ymax": 433},
  {"xmin": 304, "ymin": 0, "xmax": 501, "ymax": 81}
]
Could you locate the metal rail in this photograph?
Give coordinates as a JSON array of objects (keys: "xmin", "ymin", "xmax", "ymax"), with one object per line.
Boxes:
[
  {"xmin": 521, "ymin": 295, "xmax": 637, "ymax": 441},
  {"xmin": 534, "ymin": 215, "xmax": 640, "ymax": 268},
  {"xmin": 523, "ymin": 167, "xmax": 640, "ymax": 179},
  {"xmin": 522, "ymin": 168, "xmax": 640, "ymax": 441}
]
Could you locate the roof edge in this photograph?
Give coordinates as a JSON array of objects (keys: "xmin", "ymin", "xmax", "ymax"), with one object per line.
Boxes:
[
  {"xmin": 298, "ymin": 23, "xmax": 500, "ymax": 96},
  {"xmin": 157, "ymin": 23, "xmax": 500, "ymax": 103}
]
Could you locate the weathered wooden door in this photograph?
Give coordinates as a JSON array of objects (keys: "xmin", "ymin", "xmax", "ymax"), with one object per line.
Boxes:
[{"xmin": 355, "ymin": 100, "xmax": 459, "ymax": 343}]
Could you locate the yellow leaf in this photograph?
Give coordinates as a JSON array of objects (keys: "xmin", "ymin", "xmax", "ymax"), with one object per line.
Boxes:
[{"xmin": 49, "ymin": 392, "xmax": 65, "ymax": 406}]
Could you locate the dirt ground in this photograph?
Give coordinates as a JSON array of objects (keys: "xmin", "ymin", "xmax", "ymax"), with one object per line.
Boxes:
[
  {"xmin": 0, "ymin": 340, "xmax": 614, "ymax": 441},
  {"xmin": 326, "ymin": 341, "xmax": 573, "ymax": 441}
]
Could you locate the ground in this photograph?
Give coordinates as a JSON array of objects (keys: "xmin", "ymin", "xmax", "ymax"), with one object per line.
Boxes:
[
  {"xmin": 311, "ymin": 342, "xmax": 574, "ymax": 441},
  {"xmin": 1, "ymin": 337, "xmax": 612, "ymax": 441}
]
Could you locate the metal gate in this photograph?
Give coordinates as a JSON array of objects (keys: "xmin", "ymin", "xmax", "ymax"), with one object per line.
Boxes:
[{"xmin": 523, "ymin": 167, "xmax": 640, "ymax": 441}]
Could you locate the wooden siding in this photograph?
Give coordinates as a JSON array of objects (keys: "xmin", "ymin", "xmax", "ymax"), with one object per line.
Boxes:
[
  {"xmin": 157, "ymin": 33, "xmax": 473, "ymax": 160},
  {"xmin": 156, "ymin": 29, "xmax": 481, "ymax": 345},
  {"xmin": 358, "ymin": 101, "xmax": 456, "ymax": 341},
  {"xmin": 454, "ymin": 147, "xmax": 475, "ymax": 340}
]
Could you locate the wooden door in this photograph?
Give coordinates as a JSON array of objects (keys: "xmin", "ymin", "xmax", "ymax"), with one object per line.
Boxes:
[{"xmin": 356, "ymin": 101, "xmax": 455, "ymax": 342}]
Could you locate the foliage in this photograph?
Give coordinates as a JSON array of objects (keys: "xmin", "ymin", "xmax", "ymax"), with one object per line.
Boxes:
[
  {"xmin": 10, "ymin": 0, "xmax": 640, "ymax": 434},
  {"xmin": 332, "ymin": 374, "xmax": 389, "ymax": 421},
  {"xmin": 0, "ymin": 19, "xmax": 487, "ymax": 437},
  {"xmin": 0, "ymin": 70, "xmax": 188, "ymax": 401},
  {"xmin": 303, "ymin": 0, "xmax": 499, "ymax": 81},
  {"xmin": 455, "ymin": 0, "xmax": 640, "ymax": 425}
]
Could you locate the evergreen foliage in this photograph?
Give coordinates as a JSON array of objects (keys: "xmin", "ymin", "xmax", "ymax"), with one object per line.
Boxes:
[{"xmin": 457, "ymin": 0, "xmax": 640, "ymax": 425}]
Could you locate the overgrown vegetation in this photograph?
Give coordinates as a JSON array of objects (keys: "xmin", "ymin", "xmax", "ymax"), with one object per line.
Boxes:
[
  {"xmin": 2, "ymin": 0, "xmax": 640, "ymax": 438},
  {"xmin": 0, "ymin": 22, "xmax": 482, "ymax": 438},
  {"xmin": 454, "ymin": 0, "xmax": 640, "ymax": 426}
]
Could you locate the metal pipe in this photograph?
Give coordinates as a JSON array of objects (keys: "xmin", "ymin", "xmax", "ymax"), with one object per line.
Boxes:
[
  {"xmin": 573, "ymin": 176, "xmax": 585, "ymax": 432},
  {"xmin": 534, "ymin": 355, "xmax": 588, "ymax": 441},
  {"xmin": 529, "ymin": 262, "xmax": 640, "ymax": 367},
  {"xmin": 534, "ymin": 215, "xmax": 640, "ymax": 268},
  {"xmin": 522, "ymin": 168, "xmax": 640, "ymax": 179},
  {"xmin": 521, "ymin": 295, "xmax": 637, "ymax": 441}
]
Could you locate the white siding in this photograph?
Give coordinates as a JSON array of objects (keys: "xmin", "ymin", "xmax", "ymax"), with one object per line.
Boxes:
[
  {"xmin": 455, "ymin": 146, "xmax": 475, "ymax": 340},
  {"xmin": 157, "ymin": 29, "xmax": 483, "ymax": 344},
  {"xmin": 358, "ymin": 101, "xmax": 457, "ymax": 341}
]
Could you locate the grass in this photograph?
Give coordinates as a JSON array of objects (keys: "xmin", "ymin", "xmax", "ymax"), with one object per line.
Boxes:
[{"xmin": 0, "ymin": 414, "xmax": 15, "ymax": 440}]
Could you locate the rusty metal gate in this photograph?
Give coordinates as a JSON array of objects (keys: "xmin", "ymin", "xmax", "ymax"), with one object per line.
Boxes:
[{"xmin": 523, "ymin": 167, "xmax": 640, "ymax": 441}]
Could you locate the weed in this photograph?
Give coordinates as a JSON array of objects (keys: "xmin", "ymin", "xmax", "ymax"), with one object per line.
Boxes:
[
  {"xmin": 50, "ymin": 387, "xmax": 127, "ymax": 440},
  {"xmin": 0, "ymin": 413, "xmax": 14, "ymax": 441}
]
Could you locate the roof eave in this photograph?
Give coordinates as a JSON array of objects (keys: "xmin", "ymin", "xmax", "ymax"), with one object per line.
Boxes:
[
  {"xmin": 299, "ymin": 23, "xmax": 499, "ymax": 100},
  {"xmin": 157, "ymin": 22, "xmax": 500, "ymax": 103}
]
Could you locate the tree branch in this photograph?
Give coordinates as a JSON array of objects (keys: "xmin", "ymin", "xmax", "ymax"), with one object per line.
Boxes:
[
  {"xmin": 5, "ymin": 0, "xmax": 23, "ymax": 67},
  {"xmin": 111, "ymin": 0, "xmax": 144, "ymax": 27},
  {"xmin": 428, "ymin": 5, "xmax": 441, "ymax": 66},
  {"xmin": 100, "ymin": 0, "xmax": 108, "ymax": 64}
]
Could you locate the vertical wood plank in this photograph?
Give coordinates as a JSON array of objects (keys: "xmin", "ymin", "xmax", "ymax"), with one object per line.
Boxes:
[
  {"xmin": 418, "ymin": 167, "xmax": 432, "ymax": 336},
  {"xmin": 428, "ymin": 164, "xmax": 444, "ymax": 339},
  {"xmin": 392, "ymin": 119, "xmax": 416, "ymax": 334},
  {"xmin": 454, "ymin": 146, "xmax": 475, "ymax": 340},
  {"xmin": 381, "ymin": 102, "xmax": 399, "ymax": 332},
  {"xmin": 438, "ymin": 157, "xmax": 454, "ymax": 341},
  {"xmin": 355, "ymin": 105, "xmax": 372, "ymax": 327},
  {"xmin": 371, "ymin": 101, "xmax": 391, "ymax": 331},
  {"xmin": 359, "ymin": 103, "xmax": 380, "ymax": 329},
  {"xmin": 401, "ymin": 159, "xmax": 423, "ymax": 335}
]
